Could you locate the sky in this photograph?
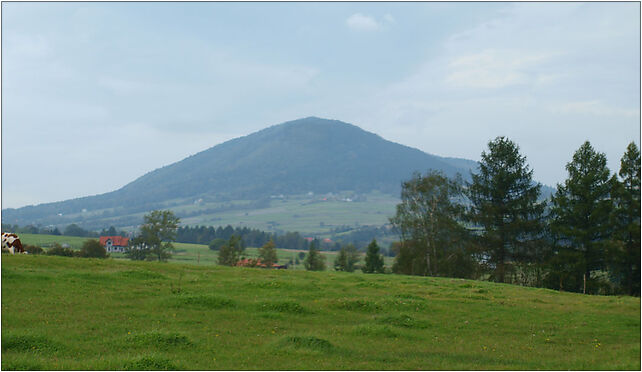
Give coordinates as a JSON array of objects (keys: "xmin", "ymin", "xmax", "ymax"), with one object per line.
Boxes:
[{"xmin": 2, "ymin": 2, "xmax": 640, "ymax": 209}]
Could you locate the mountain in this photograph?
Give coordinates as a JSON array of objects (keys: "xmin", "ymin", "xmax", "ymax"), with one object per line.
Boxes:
[{"xmin": 3, "ymin": 117, "xmax": 479, "ymax": 229}]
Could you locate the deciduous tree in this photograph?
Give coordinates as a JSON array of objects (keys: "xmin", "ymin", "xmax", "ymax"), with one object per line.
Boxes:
[
  {"xmin": 258, "ymin": 239, "xmax": 278, "ymax": 268},
  {"xmin": 390, "ymin": 171, "xmax": 471, "ymax": 277},
  {"xmin": 217, "ymin": 235, "xmax": 244, "ymax": 266},
  {"xmin": 127, "ymin": 210, "xmax": 180, "ymax": 262}
]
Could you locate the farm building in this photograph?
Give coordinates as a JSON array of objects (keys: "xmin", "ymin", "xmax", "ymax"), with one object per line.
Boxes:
[{"xmin": 99, "ymin": 236, "xmax": 129, "ymax": 253}]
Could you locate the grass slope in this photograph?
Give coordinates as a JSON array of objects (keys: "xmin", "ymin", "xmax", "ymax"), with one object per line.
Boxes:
[{"xmin": 2, "ymin": 255, "xmax": 640, "ymax": 370}]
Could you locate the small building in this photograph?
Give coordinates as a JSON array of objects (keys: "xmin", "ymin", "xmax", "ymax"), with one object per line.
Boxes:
[{"xmin": 99, "ymin": 236, "xmax": 129, "ymax": 253}]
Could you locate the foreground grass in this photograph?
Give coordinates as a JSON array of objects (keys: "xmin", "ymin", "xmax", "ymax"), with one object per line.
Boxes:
[{"xmin": 2, "ymin": 255, "xmax": 640, "ymax": 370}]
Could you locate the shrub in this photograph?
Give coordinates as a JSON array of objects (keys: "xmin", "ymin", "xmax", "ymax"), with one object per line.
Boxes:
[
  {"xmin": 46, "ymin": 243, "xmax": 76, "ymax": 257},
  {"xmin": 78, "ymin": 239, "xmax": 108, "ymax": 258},
  {"xmin": 23, "ymin": 245, "xmax": 43, "ymax": 255}
]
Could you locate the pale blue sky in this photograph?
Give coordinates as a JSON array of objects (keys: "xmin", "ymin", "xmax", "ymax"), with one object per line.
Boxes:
[{"xmin": 2, "ymin": 2, "xmax": 640, "ymax": 208}]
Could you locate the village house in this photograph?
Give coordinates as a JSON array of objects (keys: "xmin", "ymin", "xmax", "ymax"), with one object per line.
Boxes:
[{"xmin": 99, "ymin": 236, "xmax": 129, "ymax": 253}]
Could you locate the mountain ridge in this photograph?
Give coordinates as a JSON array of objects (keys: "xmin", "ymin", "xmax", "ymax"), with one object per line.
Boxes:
[{"xmin": 2, "ymin": 117, "xmax": 484, "ymax": 228}]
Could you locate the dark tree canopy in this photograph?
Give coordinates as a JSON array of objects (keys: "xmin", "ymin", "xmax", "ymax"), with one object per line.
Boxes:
[
  {"xmin": 610, "ymin": 142, "xmax": 641, "ymax": 295},
  {"xmin": 334, "ymin": 243, "xmax": 359, "ymax": 272},
  {"xmin": 467, "ymin": 136, "xmax": 545, "ymax": 283},
  {"xmin": 304, "ymin": 240, "xmax": 326, "ymax": 271},
  {"xmin": 362, "ymin": 239, "xmax": 385, "ymax": 274},
  {"xmin": 550, "ymin": 141, "xmax": 614, "ymax": 293}
]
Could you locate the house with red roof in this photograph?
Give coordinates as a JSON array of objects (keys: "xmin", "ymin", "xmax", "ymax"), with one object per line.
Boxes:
[{"xmin": 99, "ymin": 236, "xmax": 129, "ymax": 253}]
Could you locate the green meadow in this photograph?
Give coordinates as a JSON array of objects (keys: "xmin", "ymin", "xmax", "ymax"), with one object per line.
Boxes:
[
  {"xmin": 2, "ymin": 255, "xmax": 640, "ymax": 370},
  {"xmin": 17, "ymin": 234, "xmax": 395, "ymax": 270}
]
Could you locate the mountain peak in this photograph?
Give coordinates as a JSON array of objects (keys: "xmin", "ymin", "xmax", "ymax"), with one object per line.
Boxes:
[{"xmin": 2, "ymin": 118, "xmax": 478, "ymax": 228}]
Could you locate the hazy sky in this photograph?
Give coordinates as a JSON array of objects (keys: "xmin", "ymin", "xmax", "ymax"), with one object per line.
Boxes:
[{"xmin": 2, "ymin": 2, "xmax": 640, "ymax": 209}]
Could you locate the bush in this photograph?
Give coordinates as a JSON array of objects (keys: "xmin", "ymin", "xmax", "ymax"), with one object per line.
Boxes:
[
  {"xmin": 46, "ymin": 243, "xmax": 76, "ymax": 257},
  {"xmin": 78, "ymin": 239, "xmax": 108, "ymax": 258},
  {"xmin": 23, "ymin": 245, "xmax": 43, "ymax": 255}
]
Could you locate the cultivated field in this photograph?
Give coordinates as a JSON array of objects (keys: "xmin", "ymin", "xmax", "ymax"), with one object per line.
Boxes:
[{"xmin": 2, "ymin": 255, "xmax": 639, "ymax": 370}]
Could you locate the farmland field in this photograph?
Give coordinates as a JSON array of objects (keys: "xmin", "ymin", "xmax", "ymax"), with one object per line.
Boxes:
[
  {"xmin": 18, "ymin": 234, "xmax": 395, "ymax": 270},
  {"xmin": 2, "ymin": 255, "xmax": 640, "ymax": 370}
]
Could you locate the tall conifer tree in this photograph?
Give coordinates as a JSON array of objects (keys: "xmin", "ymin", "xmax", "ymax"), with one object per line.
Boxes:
[
  {"xmin": 611, "ymin": 142, "xmax": 641, "ymax": 295},
  {"xmin": 467, "ymin": 137, "xmax": 545, "ymax": 283},
  {"xmin": 550, "ymin": 141, "xmax": 613, "ymax": 293}
]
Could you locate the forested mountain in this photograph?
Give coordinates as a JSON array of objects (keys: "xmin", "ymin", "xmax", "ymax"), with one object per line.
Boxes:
[{"xmin": 2, "ymin": 117, "xmax": 481, "ymax": 228}]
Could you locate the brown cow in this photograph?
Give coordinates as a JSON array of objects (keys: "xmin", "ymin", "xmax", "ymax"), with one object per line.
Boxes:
[{"xmin": 2, "ymin": 233, "xmax": 25, "ymax": 254}]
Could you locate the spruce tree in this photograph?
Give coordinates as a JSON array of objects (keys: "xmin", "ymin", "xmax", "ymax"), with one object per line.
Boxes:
[
  {"xmin": 611, "ymin": 142, "xmax": 641, "ymax": 295},
  {"xmin": 363, "ymin": 239, "xmax": 385, "ymax": 273},
  {"xmin": 550, "ymin": 141, "xmax": 613, "ymax": 294},
  {"xmin": 467, "ymin": 137, "xmax": 545, "ymax": 283},
  {"xmin": 304, "ymin": 240, "xmax": 326, "ymax": 271},
  {"xmin": 334, "ymin": 244, "xmax": 359, "ymax": 272}
]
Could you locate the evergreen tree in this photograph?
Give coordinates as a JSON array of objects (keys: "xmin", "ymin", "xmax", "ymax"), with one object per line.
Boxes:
[
  {"xmin": 258, "ymin": 239, "xmax": 278, "ymax": 268},
  {"xmin": 550, "ymin": 141, "xmax": 614, "ymax": 294},
  {"xmin": 304, "ymin": 240, "xmax": 326, "ymax": 271},
  {"xmin": 217, "ymin": 235, "xmax": 244, "ymax": 266},
  {"xmin": 363, "ymin": 239, "xmax": 385, "ymax": 273},
  {"xmin": 611, "ymin": 142, "xmax": 641, "ymax": 296},
  {"xmin": 334, "ymin": 243, "xmax": 359, "ymax": 272},
  {"xmin": 390, "ymin": 171, "xmax": 471, "ymax": 277},
  {"xmin": 467, "ymin": 137, "xmax": 545, "ymax": 283}
]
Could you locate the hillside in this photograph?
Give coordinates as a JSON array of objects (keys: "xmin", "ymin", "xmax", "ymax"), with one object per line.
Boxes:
[
  {"xmin": 2, "ymin": 255, "xmax": 639, "ymax": 370},
  {"xmin": 2, "ymin": 117, "xmax": 478, "ymax": 229}
]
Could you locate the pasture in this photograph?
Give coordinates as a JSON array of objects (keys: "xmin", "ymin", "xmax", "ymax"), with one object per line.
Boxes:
[
  {"xmin": 18, "ymin": 234, "xmax": 396, "ymax": 270},
  {"xmin": 2, "ymin": 255, "xmax": 640, "ymax": 370}
]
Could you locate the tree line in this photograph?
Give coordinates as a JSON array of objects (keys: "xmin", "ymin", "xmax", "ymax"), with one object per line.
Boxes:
[{"xmin": 390, "ymin": 138, "xmax": 640, "ymax": 296}]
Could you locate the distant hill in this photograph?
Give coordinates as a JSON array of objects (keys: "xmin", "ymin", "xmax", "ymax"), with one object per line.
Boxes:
[
  {"xmin": 2, "ymin": 117, "xmax": 483, "ymax": 229},
  {"xmin": 4, "ymin": 117, "xmax": 560, "ymax": 231}
]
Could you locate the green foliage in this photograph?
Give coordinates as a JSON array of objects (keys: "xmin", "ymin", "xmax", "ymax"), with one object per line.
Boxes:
[
  {"xmin": 23, "ymin": 244, "xmax": 43, "ymax": 255},
  {"xmin": 390, "ymin": 171, "xmax": 477, "ymax": 278},
  {"xmin": 334, "ymin": 243, "xmax": 359, "ymax": 272},
  {"xmin": 208, "ymin": 238, "xmax": 226, "ymax": 251},
  {"xmin": 258, "ymin": 239, "xmax": 278, "ymax": 267},
  {"xmin": 467, "ymin": 137, "xmax": 545, "ymax": 283},
  {"xmin": 78, "ymin": 239, "xmax": 108, "ymax": 258},
  {"xmin": 63, "ymin": 224, "xmax": 92, "ymax": 237},
  {"xmin": 46, "ymin": 243, "xmax": 75, "ymax": 257},
  {"xmin": 304, "ymin": 240, "xmax": 326, "ymax": 271},
  {"xmin": 550, "ymin": 141, "xmax": 614, "ymax": 294},
  {"xmin": 127, "ymin": 210, "xmax": 180, "ymax": 262},
  {"xmin": 123, "ymin": 355, "xmax": 177, "ymax": 370},
  {"xmin": 363, "ymin": 239, "xmax": 384, "ymax": 273},
  {"xmin": 609, "ymin": 142, "xmax": 641, "ymax": 296},
  {"xmin": 217, "ymin": 235, "xmax": 244, "ymax": 266}
]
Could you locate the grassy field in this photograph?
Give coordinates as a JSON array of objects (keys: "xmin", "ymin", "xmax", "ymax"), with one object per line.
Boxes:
[
  {"xmin": 2, "ymin": 255, "xmax": 639, "ymax": 370},
  {"xmin": 18, "ymin": 234, "xmax": 396, "ymax": 270}
]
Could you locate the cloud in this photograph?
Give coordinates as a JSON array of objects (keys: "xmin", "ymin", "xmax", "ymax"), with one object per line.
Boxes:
[
  {"xmin": 551, "ymin": 100, "xmax": 640, "ymax": 118},
  {"xmin": 346, "ymin": 13, "xmax": 381, "ymax": 32},
  {"xmin": 445, "ymin": 49, "xmax": 556, "ymax": 89}
]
